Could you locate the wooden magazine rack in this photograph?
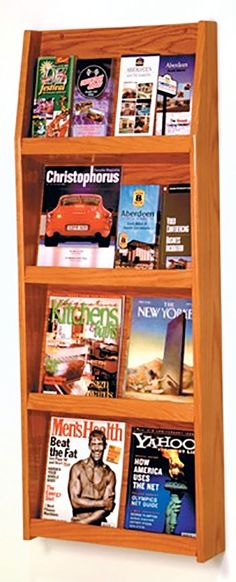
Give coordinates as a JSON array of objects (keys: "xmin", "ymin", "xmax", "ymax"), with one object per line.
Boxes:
[{"xmin": 15, "ymin": 21, "xmax": 224, "ymax": 562}]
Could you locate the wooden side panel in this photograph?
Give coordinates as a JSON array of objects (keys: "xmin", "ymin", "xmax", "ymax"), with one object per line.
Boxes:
[
  {"xmin": 40, "ymin": 24, "xmax": 197, "ymax": 57},
  {"xmin": 15, "ymin": 31, "xmax": 41, "ymax": 538},
  {"xmin": 15, "ymin": 31, "xmax": 41, "ymax": 139},
  {"xmin": 190, "ymin": 22, "xmax": 225, "ymax": 562}
]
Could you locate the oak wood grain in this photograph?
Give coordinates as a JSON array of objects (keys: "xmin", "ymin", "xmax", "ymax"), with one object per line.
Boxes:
[
  {"xmin": 190, "ymin": 21, "xmax": 225, "ymax": 562},
  {"xmin": 15, "ymin": 30, "xmax": 42, "ymax": 539},
  {"xmin": 28, "ymin": 394, "xmax": 194, "ymax": 423},
  {"xmin": 21, "ymin": 135, "xmax": 191, "ymax": 156},
  {"xmin": 40, "ymin": 23, "xmax": 197, "ymax": 58},
  {"xmin": 30, "ymin": 519, "xmax": 196, "ymax": 556},
  {"xmin": 30, "ymin": 518, "xmax": 197, "ymax": 555},
  {"xmin": 25, "ymin": 266, "xmax": 192, "ymax": 292}
]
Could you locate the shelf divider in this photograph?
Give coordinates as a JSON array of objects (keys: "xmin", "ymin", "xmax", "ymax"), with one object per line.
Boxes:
[
  {"xmin": 25, "ymin": 266, "xmax": 192, "ymax": 292},
  {"xmin": 28, "ymin": 394, "xmax": 194, "ymax": 424},
  {"xmin": 22, "ymin": 135, "xmax": 191, "ymax": 157}
]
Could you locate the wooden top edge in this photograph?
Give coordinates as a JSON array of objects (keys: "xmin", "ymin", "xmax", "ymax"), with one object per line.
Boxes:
[
  {"xmin": 23, "ymin": 22, "xmax": 206, "ymax": 36},
  {"xmin": 23, "ymin": 21, "xmax": 217, "ymax": 35}
]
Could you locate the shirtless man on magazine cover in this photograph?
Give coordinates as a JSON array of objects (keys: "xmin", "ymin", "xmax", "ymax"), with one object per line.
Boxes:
[{"xmin": 68, "ymin": 429, "xmax": 116, "ymax": 525}]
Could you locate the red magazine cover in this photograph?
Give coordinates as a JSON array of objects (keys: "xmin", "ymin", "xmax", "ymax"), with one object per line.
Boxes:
[{"xmin": 37, "ymin": 165, "xmax": 121, "ymax": 268}]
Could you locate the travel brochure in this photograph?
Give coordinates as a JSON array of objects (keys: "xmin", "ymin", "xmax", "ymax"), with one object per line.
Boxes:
[{"xmin": 31, "ymin": 53, "xmax": 195, "ymax": 137}]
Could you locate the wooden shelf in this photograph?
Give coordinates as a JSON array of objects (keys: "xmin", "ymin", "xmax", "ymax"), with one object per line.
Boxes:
[
  {"xmin": 30, "ymin": 518, "xmax": 197, "ymax": 556},
  {"xmin": 21, "ymin": 135, "xmax": 191, "ymax": 158},
  {"xmin": 28, "ymin": 394, "xmax": 194, "ymax": 424},
  {"xmin": 25, "ymin": 266, "xmax": 192, "ymax": 292}
]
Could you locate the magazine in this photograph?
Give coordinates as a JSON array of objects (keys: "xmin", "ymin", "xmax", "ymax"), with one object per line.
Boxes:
[
  {"xmin": 125, "ymin": 426, "xmax": 195, "ymax": 536},
  {"xmin": 31, "ymin": 56, "xmax": 75, "ymax": 137},
  {"xmin": 158, "ymin": 183, "xmax": 191, "ymax": 270},
  {"xmin": 115, "ymin": 54, "xmax": 160, "ymax": 136},
  {"xmin": 39, "ymin": 292, "xmax": 124, "ymax": 397},
  {"xmin": 42, "ymin": 416, "xmax": 126, "ymax": 527},
  {"xmin": 37, "ymin": 165, "xmax": 121, "ymax": 268},
  {"xmin": 125, "ymin": 297, "xmax": 193, "ymax": 399},
  {"xmin": 71, "ymin": 58, "xmax": 113, "ymax": 136},
  {"xmin": 155, "ymin": 54, "xmax": 195, "ymax": 136},
  {"xmin": 115, "ymin": 184, "xmax": 160, "ymax": 269}
]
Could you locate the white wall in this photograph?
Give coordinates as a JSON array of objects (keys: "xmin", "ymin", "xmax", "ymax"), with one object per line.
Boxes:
[{"xmin": 0, "ymin": 1, "xmax": 235, "ymax": 580}]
